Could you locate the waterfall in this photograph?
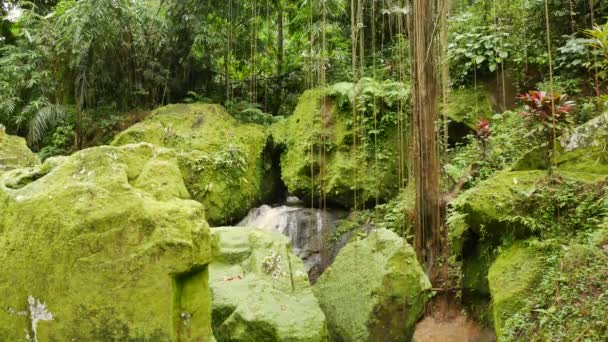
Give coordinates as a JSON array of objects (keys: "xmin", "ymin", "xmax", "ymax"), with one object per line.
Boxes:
[{"xmin": 238, "ymin": 201, "xmax": 348, "ymax": 282}]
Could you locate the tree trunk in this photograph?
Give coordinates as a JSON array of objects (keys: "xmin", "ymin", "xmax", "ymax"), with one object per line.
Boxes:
[{"xmin": 409, "ymin": 0, "xmax": 442, "ymax": 275}]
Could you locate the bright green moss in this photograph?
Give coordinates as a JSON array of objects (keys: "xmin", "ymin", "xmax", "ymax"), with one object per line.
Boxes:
[
  {"xmin": 0, "ymin": 144, "xmax": 214, "ymax": 341},
  {"xmin": 312, "ymin": 229, "xmax": 431, "ymax": 341},
  {"xmin": 488, "ymin": 242, "xmax": 543, "ymax": 340},
  {"xmin": 445, "ymin": 86, "xmax": 493, "ymax": 128},
  {"xmin": 272, "ymin": 87, "xmax": 401, "ymax": 208},
  {"xmin": 491, "ymin": 238, "xmax": 608, "ymax": 341},
  {"xmin": 556, "ymin": 146, "xmax": 608, "ymax": 174},
  {"xmin": 209, "ymin": 227, "xmax": 328, "ymax": 342},
  {"xmin": 454, "ymin": 170, "xmax": 608, "ymax": 239},
  {"xmin": 0, "ymin": 127, "xmax": 39, "ymax": 174},
  {"xmin": 113, "ymin": 103, "xmax": 277, "ymax": 225}
]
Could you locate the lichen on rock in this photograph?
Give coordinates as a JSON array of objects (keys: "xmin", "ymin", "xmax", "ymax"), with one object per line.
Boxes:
[
  {"xmin": 312, "ymin": 228, "xmax": 431, "ymax": 341},
  {"xmin": 0, "ymin": 143, "xmax": 214, "ymax": 341},
  {"xmin": 113, "ymin": 103, "xmax": 279, "ymax": 225},
  {"xmin": 209, "ymin": 227, "xmax": 328, "ymax": 341}
]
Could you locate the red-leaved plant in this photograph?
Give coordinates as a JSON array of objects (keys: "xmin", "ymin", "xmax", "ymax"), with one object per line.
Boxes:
[
  {"xmin": 518, "ymin": 91, "xmax": 575, "ymax": 169},
  {"xmin": 476, "ymin": 119, "xmax": 492, "ymax": 159}
]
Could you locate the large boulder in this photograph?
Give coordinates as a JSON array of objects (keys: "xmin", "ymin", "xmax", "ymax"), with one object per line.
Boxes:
[
  {"xmin": 113, "ymin": 103, "xmax": 279, "ymax": 225},
  {"xmin": 453, "ymin": 170, "xmax": 607, "ymax": 240},
  {"xmin": 0, "ymin": 126, "xmax": 39, "ymax": 173},
  {"xmin": 312, "ymin": 228, "xmax": 431, "ymax": 341},
  {"xmin": 0, "ymin": 143, "xmax": 214, "ymax": 341},
  {"xmin": 209, "ymin": 227, "xmax": 328, "ymax": 341},
  {"xmin": 272, "ymin": 80, "xmax": 406, "ymax": 208}
]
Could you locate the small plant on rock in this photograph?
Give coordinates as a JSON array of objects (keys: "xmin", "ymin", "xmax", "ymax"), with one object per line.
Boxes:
[
  {"xmin": 261, "ymin": 251, "xmax": 284, "ymax": 280},
  {"xmin": 475, "ymin": 119, "xmax": 492, "ymax": 159},
  {"xmin": 518, "ymin": 91, "xmax": 575, "ymax": 170}
]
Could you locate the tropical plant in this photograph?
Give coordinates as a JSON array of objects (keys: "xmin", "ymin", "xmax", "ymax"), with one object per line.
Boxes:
[
  {"xmin": 585, "ymin": 19, "xmax": 608, "ymax": 87},
  {"xmin": 475, "ymin": 118, "xmax": 491, "ymax": 159},
  {"xmin": 518, "ymin": 91, "xmax": 575, "ymax": 169},
  {"xmin": 448, "ymin": 24, "xmax": 511, "ymax": 85}
]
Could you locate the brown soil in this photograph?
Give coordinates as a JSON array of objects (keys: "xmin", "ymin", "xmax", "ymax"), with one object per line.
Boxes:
[{"xmin": 413, "ymin": 295, "xmax": 496, "ymax": 342}]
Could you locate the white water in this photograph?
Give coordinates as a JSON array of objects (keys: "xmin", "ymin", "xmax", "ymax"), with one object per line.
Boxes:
[{"xmin": 238, "ymin": 201, "xmax": 347, "ymax": 282}]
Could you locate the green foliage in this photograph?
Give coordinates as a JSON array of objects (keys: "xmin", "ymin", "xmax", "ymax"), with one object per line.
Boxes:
[
  {"xmin": 447, "ymin": 111, "xmax": 535, "ymax": 188},
  {"xmin": 329, "ymin": 78, "xmax": 409, "ymax": 142},
  {"xmin": 38, "ymin": 120, "xmax": 73, "ymax": 160},
  {"xmin": 0, "ymin": 0, "xmax": 171, "ymax": 147},
  {"xmin": 586, "ymin": 19, "xmax": 608, "ymax": 83},
  {"xmin": 448, "ymin": 23, "xmax": 511, "ymax": 85},
  {"xmin": 499, "ymin": 239, "xmax": 608, "ymax": 341},
  {"xmin": 556, "ymin": 34, "xmax": 594, "ymax": 74},
  {"xmin": 226, "ymin": 100, "xmax": 283, "ymax": 126}
]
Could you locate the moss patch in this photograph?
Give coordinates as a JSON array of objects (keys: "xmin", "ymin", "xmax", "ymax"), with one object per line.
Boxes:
[
  {"xmin": 0, "ymin": 128, "xmax": 39, "ymax": 174},
  {"xmin": 453, "ymin": 170, "xmax": 607, "ymax": 240},
  {"xmin": 488, "ymin": 241, "xmax": 544, "ymax": 339},
  {"xmin": 113, "ymin": 103, "xmax": 278, "ymax": 225},
  {"xmin": 445, "ymin": 86, "xmax": 493, "ymax": 129},
  {"xmin": 0, "ymin": 143, "xmax": 214, "ymax": 341}
]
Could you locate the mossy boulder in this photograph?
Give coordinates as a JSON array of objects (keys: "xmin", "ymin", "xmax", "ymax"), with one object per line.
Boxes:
[
  {"xmin": 209, "ymin": 227, "xmax": 328, "ymax": 341},
  {"xmin": 0, "ymin": 143, "xmax": 214, "ymax": 341},
  {"xmin": 489, "ymin": 237, "xmax": 608, "ymax": 341},
  {"xmin": 272, "ymin": 83, "xmax": 404, "ymax": 208},
  {"xmin": 113, "ymin": 103, "xmax": 278, "ymax": 225},
  {"xmin": 487, "ymin": 242, "xmax": 543, "ymax": 339},
  {"xmin": 312, "ymin": 228, "xmax": 431, "ymax": 341},
  {"xmin": 453, "ymin": 170, "xmax": 607, "ymax": 239},
  {"xmin": 513, "ymin": 113, "xmax": 608, "ymax": 174},
  {"xmin": 0, "ymin": 126, "xmax": 39, "ymax": 173},
  {"xmin": 445, "ymin": 86, "xmax": 493, "ymax": 129}
]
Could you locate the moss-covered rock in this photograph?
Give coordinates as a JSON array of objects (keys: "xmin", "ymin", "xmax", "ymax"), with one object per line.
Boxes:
[
  {"xmin": 312, "ymin": 228, "xmax": 431, "ymax": 341},
  {"xmin": 272, "ymin": 84, "xmax": 403, "ymax": 208},
  {"xmin": 113, "ymin": 103, "xmax": 278, "ymax": 225},
  {"xmin": 0, "ymin": 143, "xmax": 214, "ymax": 341},
  {"xmin": 209, "ymin": 227, "xmax": 328, "ymax": 341},
  {"xmin": 0, "ymin": 126, "xmax": 39, "ymax": 173},
  {"xmin": 487, "ymin": 241, "xmax": 543, "ymax": 339},
  {"xmin": 489, "ymin": 237, "xmax": 608, "ymax": 341},
  {"xmin": 453, "ymin": 170, "xmax": 607, "ymax": 239},
  {"xmin": 513, "ymin": 113, "xmax": 608, "ymax": 174},
  {"xmin": 445, "ymin": 86, "xmax": 493, "ymax": 129}
]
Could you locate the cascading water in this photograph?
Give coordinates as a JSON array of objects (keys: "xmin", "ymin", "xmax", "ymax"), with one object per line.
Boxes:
[{"xmin": 238, "ymin": 198, "xmax": 349, "ymax": 282}]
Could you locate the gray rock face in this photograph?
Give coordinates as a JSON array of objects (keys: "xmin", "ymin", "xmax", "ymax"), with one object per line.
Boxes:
[
  {"xmin": 238, "ymin": 204, "xmax": 347, "ymax": 282},
  {"xmin": 560, "ymin": 113, "xmax": 608, "ymax": 152}
]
